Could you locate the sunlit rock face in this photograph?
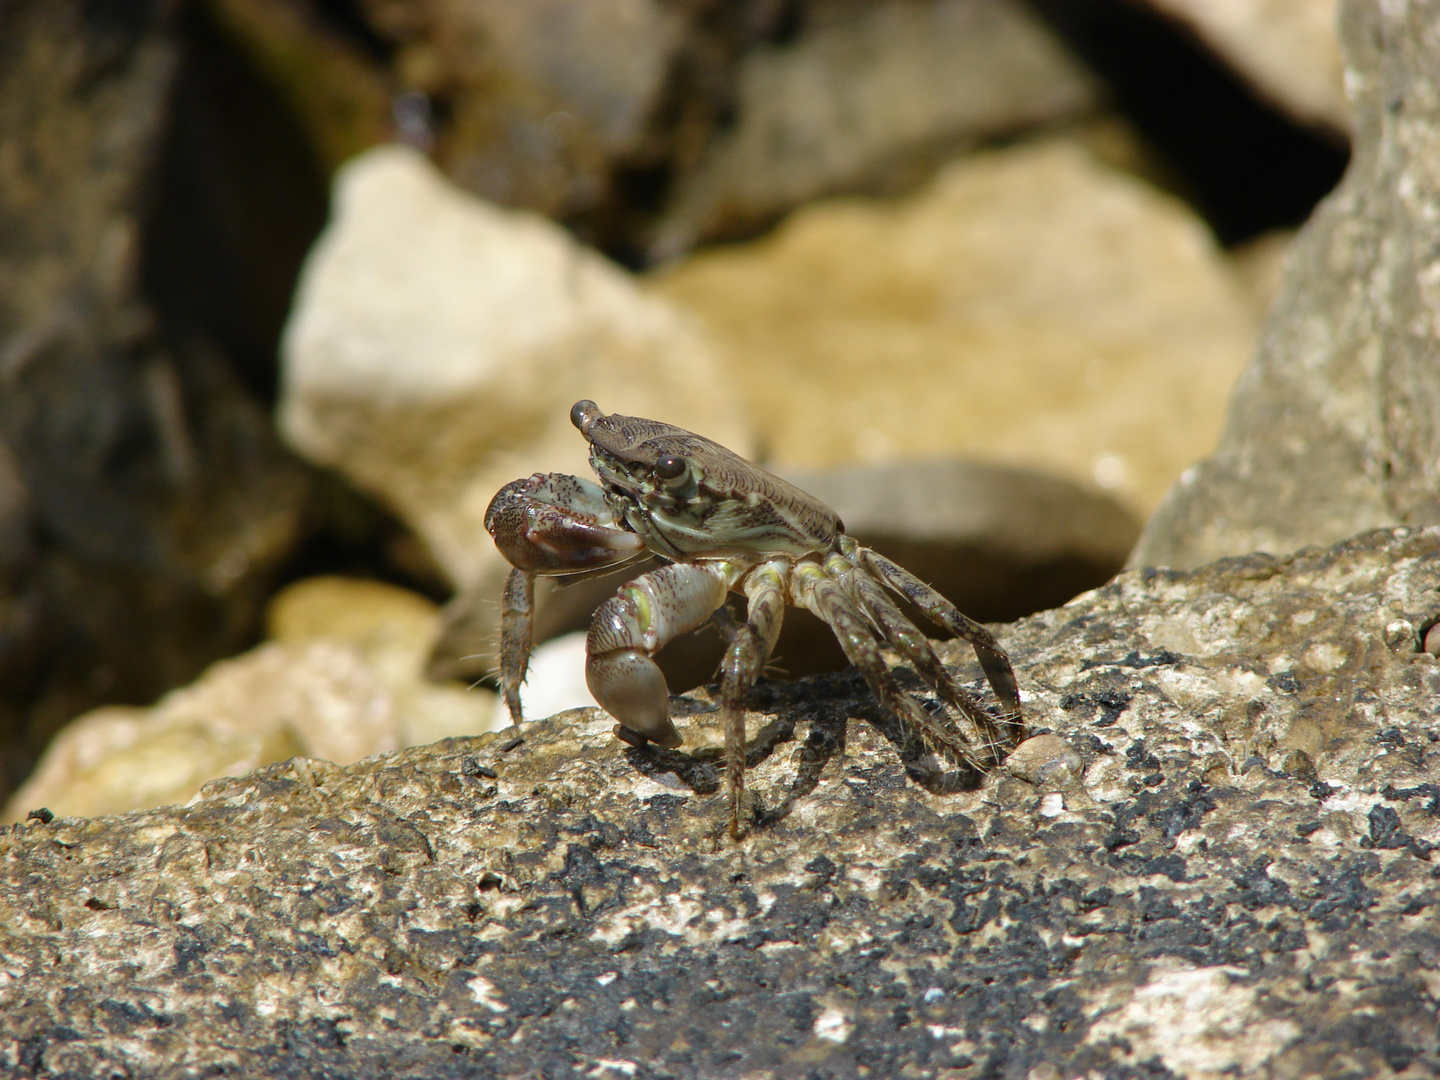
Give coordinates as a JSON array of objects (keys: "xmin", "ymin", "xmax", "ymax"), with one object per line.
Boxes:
[{"xmin": 3, "ymin": 527, "xmax": 1438, "ymax": 1078}]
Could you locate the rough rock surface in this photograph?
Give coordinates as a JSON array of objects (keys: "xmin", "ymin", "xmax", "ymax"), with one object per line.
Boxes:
[
  {"xmin": 649, "ymin": 138, "xmax": 1259, "ymax": 516},
  {"xmin": 278, "ymin": 145, "xmax": 751, "ymax": 588},
  {"xmin": 1131, "ymin": 0, "xmax": 1440, "ymax": 569},
  {"xmin": 3, "ymin": 526, "xmax": 1438, "ymax": 1078}
]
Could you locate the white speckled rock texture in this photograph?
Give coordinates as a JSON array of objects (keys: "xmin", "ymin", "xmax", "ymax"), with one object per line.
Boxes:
[{"xmin": 3, "ymin": 527, "xmax": 1438, "ymax": 1078}]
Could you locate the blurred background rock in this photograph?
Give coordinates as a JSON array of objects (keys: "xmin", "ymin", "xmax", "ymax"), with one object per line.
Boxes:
[{"xmin": 0, "ymin": 0, "xmax": 1357, "ymax": 818}]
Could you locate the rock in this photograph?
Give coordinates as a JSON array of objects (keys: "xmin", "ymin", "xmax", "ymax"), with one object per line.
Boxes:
[
  {"xmin": 1130, "ymin": 0, "xmax": 1440, "ymax": 569},
  {"xmin": 0, "ymin": 642, "xmax": 387, "ymax": 824},
  {"xmin": 1003, "ymin": 732, "xmax": 1084, "ymax": 787},
  {"xmin": 1, "ymin": 577, "xmax": 499, "ymax": 822},
  {"xmin": 1141, "ymin": 0, "xmax": 1347, "ymax": 135},
  {"xmin": 650, "ymin": 0, "xmax": 1101, "ymax": 255},
  {"xmin": 278, "ymin": 144, "xmax": 751, "ymax": 589},
  {"xmin": 648, "ymin": 137, "xmax": 1260, "ymax": 518},
  {"xmin": 0, "ymin": 0, "xmax": 315, "ymax": 802},
  {"xmin": 355, "ymin": 0, "xmax": 694, "ymax": 234},
  {"xmin": 2, "ymin": 525, "xmax": 1437, "ymax": 1077}
]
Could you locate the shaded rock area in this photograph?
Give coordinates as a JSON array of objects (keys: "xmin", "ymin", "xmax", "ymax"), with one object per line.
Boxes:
[
  {"xmin": 647, "ymin": 0, "xmax": 1101, "ymax": 256},
  {"xmin": 1141, "ymin": 0, "xmax": 1347, "ymax": 135},
  {"xmin": 0, "ymin": 1, "xmax": 318, "ymax": 800},
  {"xmin": 4, "ymin": 526, "xmax": 1439, "ymax": 1078},
  {"xmin": 215, "ymin": 0, "xmax": 1102, "ymax": 261},
  {"xmin": 1130, "ymin": 0, "xmax": 1440, "ymax": 570},
  {"xmin": 212, "ymin": 0, "xmax": 1347, "ymax": 260}
]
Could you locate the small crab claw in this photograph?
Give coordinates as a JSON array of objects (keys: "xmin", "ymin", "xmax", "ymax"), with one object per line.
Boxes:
[
  {"xmin": 585, "ymin": 563, "xmax": 732, "ymax": 752},
  {"xmin": 485, "ymin": 473, "xmax": 643, "ymax": 574}
]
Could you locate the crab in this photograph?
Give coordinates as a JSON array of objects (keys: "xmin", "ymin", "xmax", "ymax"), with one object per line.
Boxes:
[{"xmin": 485, "ymin": 401, "xmax": 1024, "ymax": 837}]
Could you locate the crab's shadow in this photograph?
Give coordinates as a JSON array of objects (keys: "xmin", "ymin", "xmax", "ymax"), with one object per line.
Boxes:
[{"xmin": 622, "ymin": 672, "xmax": 990, "ymax": 832}]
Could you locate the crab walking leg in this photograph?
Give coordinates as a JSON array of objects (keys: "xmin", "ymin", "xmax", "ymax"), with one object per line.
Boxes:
[
  {"xmin": 849, "ymin": 540, "xmax": 1024, "ymax": 736},
  {"xmin": 796, "ymin": 564, "xmax": 990, "ymax": 772},
  {"xmin": 837, "ymin": 556, "xmax": 1006, "ymax": 759},
  {"xmin": 718, "ymin": 562, "xmax": 787, "ymax": 838},
  {"xmin": 586, "ymin": 561, "xmax": 737, "ymax": 748},
  {"xmin": 497, "ymin": 567, "xmax": 537, "ymax": 726}
]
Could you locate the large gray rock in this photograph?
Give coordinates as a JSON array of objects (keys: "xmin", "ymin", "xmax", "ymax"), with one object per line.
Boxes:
[
  {"xmin": 3, "ymin": 526, "xmax": 1438, "ymax": 1078},
  {"xmin": 1130, "ymin": 0, "xmax": 1440, "ymax": 569}
]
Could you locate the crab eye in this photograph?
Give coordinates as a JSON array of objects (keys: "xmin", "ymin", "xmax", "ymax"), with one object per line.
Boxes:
[
  {"xmin": 571, "ymin": 400, "xmax": 599, "ymax": 432},
  {"xmin": 653, "ymin": 455, "xmax": 688, "ymax": 483}
]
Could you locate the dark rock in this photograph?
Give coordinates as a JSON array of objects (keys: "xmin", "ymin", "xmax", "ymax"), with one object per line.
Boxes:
[
  {"xmin": 1131, "ymin": 0, "xmax": 1440, "ymax": 569},
  {"xmin": 0, "ymin": 0, "xmax": 315, "ymax": 799},
  {"xmin": 4, "ymin": 526, "xmax": 1439, "ymax": 1077}
]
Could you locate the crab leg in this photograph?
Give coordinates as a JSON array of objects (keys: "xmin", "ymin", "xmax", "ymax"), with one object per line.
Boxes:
[
  {"xmin": 796, "ymin": 564, "xmax": 991, "ymax": 773},
  {"xmin": 497, "ymin": 568, "xmax": 536, "ymax": 726},
  {"xmin": 848, "ymin": 540, "xmax": 1024, "ymax": 739},
  {"xmin": 586, "ymin": 562, "xmax": 736, "ymax": 749},
  {"xmin": 717, "ymin": 562, "xmax": 787, "ymax": 838},
  {"xmin": 836, "ymin": 556, "xmax": 1006, "ymax": 759}
]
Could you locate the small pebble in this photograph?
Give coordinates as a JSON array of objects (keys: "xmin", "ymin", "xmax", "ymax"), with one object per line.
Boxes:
[
  {"xmin": 1384, "ymin": 619, "xmax": 1418, "ymax": 654},
  {"xmin": 1005, "ymin": 734, "xmax": 1082, "ymax": 786}
]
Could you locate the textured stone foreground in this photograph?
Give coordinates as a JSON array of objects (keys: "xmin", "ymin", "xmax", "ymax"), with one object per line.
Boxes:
[{"xmin": 3, "ymin": 529, "xmax": 1439, "ymax": 1079}]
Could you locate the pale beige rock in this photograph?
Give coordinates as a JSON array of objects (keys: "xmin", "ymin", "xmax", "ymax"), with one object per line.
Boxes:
[
  {"xmin": 279, "ymin": 144, "xmax": 751, "ymax": 588},
  {"xmin": 1144, "ymin": 0, "xmax": 1347, "ymax": 135},
  {"xmin": 2, "ymin": 642, "xmax": 387, "ymax": 822},
  {"xmin": 648, "ymin": 139, "xmax": 1260, "ymax": 516},
  {"xmin": 3, "ymin": 577, "xmax": 501, "ymax": 822},
  {"xmin": 268, "ymin": 575, "xmax": 503, "ymax": 749}
]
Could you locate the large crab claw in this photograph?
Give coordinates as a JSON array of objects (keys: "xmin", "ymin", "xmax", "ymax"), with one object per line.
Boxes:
[
  {"xmin": 484, "ymin": 471, "xmax": 651, "ymax": 735},
  {"xmin": 485, "ymin": 473, "xmax": 643, "ymax": 574}
]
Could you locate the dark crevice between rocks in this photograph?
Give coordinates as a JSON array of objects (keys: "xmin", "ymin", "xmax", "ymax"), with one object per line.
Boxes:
[{"xmin": 1026, "ymin": 0, "xmax": 1350, "ymax": 245}]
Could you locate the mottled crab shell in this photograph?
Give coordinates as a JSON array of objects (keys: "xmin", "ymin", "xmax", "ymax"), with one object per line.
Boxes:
[{"xmin": 570, "ymin": 401, "xmax": 842, "ymax": 562}]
